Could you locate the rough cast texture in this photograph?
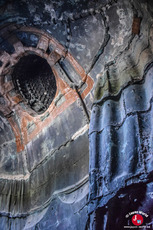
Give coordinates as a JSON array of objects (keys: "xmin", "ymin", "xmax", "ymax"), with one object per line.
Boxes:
[
  {"xmin": 88, "ymin": 0, "xmax": 153, "ymax": 229},
  {"xmin": 0, "ymin": 0, "xmax": 153, "ymax": 229},
  {"xmin": 89, "ymin": 66, "xmax": 153, "ymax": 229}
]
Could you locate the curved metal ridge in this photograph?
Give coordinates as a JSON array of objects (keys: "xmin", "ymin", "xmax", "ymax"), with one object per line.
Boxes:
[
  {"xmin": 89, "ymin": 66, "xmax": 153, "ymax": 209},
  {"xmin": 89, "ymin": 65, "xmax": 153, "ymax": 134}
]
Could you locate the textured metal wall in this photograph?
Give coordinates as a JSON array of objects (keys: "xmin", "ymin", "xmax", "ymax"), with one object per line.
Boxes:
[
  {"xmin": 88, "ymin": 0, "xmax": 153, "ymax": 227},
  {"xmin": 0, "ymin": 0, "xmax": 153, "ymax": 229},
  {"xmin": 89, "ymin": 65, "xmax": 153, "ymax": 214}
]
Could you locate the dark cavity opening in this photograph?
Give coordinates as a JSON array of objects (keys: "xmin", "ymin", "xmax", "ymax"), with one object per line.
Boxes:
[{"xmin": 12, "ymin": 54, "xmax": 57, "ymax": 114}]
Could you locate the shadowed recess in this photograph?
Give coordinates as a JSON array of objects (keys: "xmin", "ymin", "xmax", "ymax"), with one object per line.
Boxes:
[{"xmin": 12, "ymin": 54, "xmax": 57, "ymax": 114}]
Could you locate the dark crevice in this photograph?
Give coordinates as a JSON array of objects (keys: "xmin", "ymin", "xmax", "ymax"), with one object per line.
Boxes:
[
  {"xmin": 46, "ymin": 46, "xmax": 51, "ymax": 55},
  {"xmin": 75, "ymin": 86, "xmax": 90, "ymax": 123}
]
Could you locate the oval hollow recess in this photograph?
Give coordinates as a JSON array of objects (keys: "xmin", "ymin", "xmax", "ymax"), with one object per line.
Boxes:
[{"xmin": 12, "ymin": 54, "xmax": 57, "ymax": 114}]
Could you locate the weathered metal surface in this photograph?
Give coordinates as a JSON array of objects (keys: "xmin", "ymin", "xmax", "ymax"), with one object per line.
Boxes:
[
  {"xmin": 89, "ymin": 65, "xmax": 153, "ymax": 201},
  {"xmin": 0, "ymin": 25, "xmax": 94, "ymax": 153},
  {"xmin": 0, "ymin": 0, "xmax": 153, "ymax": 229},
  {"xmin": 88, "ymin": 4, "xmax": 153, "ymax": 227}
]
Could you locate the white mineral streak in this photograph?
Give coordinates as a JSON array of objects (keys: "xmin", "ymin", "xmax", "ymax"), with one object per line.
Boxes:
[{"xmin": 71, "ymin": 124, "xmax": 89, "ymax": 140}]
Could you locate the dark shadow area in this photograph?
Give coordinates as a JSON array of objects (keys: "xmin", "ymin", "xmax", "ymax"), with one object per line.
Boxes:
[{"xmin": 12, "ymin": 54, "xmax": 57, "ymax": 114}]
